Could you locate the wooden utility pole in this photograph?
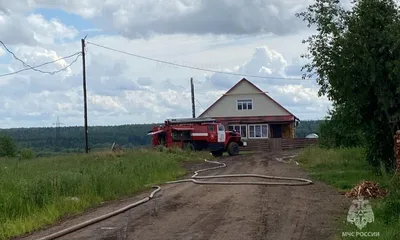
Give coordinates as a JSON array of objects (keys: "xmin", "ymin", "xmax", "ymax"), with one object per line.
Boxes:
[
  {"xmin": 191, "ymin": 77, "xmax": 195, "ymax": 118},
  {"xmin": 81, "ymin": 38, "xmax": 89, "ymax": 153}
]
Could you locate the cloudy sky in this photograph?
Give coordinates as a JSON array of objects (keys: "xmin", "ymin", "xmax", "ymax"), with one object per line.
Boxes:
[{"xmin": 0, "ymin": 0, "xmax": 341, "ymax": 128}]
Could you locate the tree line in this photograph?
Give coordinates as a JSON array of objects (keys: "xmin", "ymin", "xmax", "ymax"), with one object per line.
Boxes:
[
  {"xmin": 0, "ymin": 124, "xmax": 155, "ymax": 155},
  {"xmin": 0, "ymin": 120, "xmax": 322, "ymax": 155}
]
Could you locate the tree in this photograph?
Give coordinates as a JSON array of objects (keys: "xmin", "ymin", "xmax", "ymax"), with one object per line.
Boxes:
[
  {"xmin": 297, "ymin": 0, "xmax": 400, "ymax": 171},
  {"xmin": 0, "ymin": 134, "xmax": 17, "ymax": 157},
  {"xmin": 318, "ymin": 104, "xmax": 365, "ymax": 148},
  {"xmin": 20, "ymin": 148, "xmax": 36, "ymax": 160}
]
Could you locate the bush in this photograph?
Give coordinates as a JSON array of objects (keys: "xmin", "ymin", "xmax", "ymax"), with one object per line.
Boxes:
[{"xmin": 20, "ymin": 148, "xmax": 36, "ymax": 160}]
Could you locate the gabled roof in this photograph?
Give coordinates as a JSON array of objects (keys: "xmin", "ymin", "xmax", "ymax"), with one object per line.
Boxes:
[{"xmin": 198, "ymin": 78, "xmax": 299, "ymax": 120}]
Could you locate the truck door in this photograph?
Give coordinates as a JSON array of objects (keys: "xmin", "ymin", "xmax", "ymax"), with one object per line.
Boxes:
[
  {"xmin": 207, "ymin": 125, "xmax": 216, "ymax": 142},
  {"xmin": 217, "ymin": 124, "xmax": 226, "ymax": 143}
]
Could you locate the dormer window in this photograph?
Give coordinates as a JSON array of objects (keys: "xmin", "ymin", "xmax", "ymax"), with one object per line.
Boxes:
[{"xmin": 237, "ymin": 99, "xmax": 253, "ymax": 110}]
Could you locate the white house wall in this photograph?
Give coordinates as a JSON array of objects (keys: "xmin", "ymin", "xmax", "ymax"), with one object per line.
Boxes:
[{"xmin": 200, "ymin": 80, "xmax": 290, "ymax": 117}]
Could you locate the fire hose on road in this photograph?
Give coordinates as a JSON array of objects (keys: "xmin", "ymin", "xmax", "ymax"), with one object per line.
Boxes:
[{"xmin": 37, "ymin": 158, "xmax": 313, "ymax": 240}]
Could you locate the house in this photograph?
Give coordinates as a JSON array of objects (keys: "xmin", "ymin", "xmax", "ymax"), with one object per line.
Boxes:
[{"xmin": 197, "ymin": 78, "xmax": 299, "ymax": 139}]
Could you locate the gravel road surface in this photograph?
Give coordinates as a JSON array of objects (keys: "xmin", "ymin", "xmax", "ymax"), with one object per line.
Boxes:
[{"xmin": 17, "ymin": 151, "xmax": 350, "ymax": 240}]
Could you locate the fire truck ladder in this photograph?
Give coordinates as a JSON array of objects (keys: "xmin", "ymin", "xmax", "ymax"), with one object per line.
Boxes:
[{"xmin": 166, "ymin": 117, "xmax": 217, "ymax": 124}]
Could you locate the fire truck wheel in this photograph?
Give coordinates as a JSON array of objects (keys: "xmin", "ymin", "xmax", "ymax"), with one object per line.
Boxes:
[
  {"xmin": 227, "ymin": 142, "xmax": 239, "ymax": 156},
  {"xmin": 211, "ymin": 151, "xmax": 223, "ymax": 157}
]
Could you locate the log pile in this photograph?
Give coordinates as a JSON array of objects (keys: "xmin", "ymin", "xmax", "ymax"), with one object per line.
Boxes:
[{"xmin": 345, "ymin": 181, "xmax": 388, "ymax": 199}]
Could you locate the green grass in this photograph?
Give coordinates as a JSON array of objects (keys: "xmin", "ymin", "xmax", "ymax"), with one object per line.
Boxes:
[
  {"xmin": 296, "ymin": 146, "xmax": 400, "ymax": 240},
  {"xmin": 0, "ymin": 147, "xmax": 210, "ymax": 240}
]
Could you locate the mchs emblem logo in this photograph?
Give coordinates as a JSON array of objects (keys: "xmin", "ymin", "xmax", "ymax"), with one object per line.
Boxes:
[{"xmin": 347, "ymin": 197, "xmax": 374, "ymax": 230}]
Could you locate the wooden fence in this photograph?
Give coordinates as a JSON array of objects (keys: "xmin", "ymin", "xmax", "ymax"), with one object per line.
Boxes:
[{"xmin": 240, "ymin": 138, "xmax": 318, "ymax": 152}]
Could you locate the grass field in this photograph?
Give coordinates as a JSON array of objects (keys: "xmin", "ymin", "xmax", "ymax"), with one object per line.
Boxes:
[
  {"xmin": 0, "ymin": 147, "xmax": 210, "ymax": 240},
  {"xmin": 296, "ymin": 146, "xmax": 400, "ymax": 240}
]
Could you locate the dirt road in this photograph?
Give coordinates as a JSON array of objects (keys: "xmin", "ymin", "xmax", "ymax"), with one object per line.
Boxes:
[{"xmin": 18, "ymin": 151, "xmax": 350, "ymax": 240}]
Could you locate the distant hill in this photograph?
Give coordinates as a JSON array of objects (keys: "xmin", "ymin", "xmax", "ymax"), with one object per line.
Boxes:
[{"xmin": 0, "ymin": 120, "xmax": 323, "ymax": 155}]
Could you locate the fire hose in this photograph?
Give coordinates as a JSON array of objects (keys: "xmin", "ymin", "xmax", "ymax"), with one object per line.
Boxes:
[{"xmin": 37, "ymin": 158, "xmax": 312, "ymax": 240}]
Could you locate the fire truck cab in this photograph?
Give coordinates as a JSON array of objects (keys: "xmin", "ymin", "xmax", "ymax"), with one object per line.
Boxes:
[{"xmin": 148, "ymin": 118, "xmax": 246, "ymax": 157}]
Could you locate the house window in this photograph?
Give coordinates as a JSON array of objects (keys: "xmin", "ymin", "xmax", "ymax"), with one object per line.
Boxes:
[
  {"xmin": 248, "ymin": 124, "xmax": 268, "ymax": 138},
  {"xmin": 237, "ymin": 99, "xmax": 253, "ymax": 110},
  {"xmin": 228, "ymin": 125, "xmax": 247, "ymax": 138}
]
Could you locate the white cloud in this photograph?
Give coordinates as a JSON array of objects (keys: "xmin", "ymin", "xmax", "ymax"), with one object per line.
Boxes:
[
  {"xmin": 9, "ymin": 46, "xmax": 75, "ymax": 72},
  {"xmin": 0, "ymin": 1, "xmax": 34, "ymax": 14},
  {"xmin": 89, "ymin": 94, "xmax": 128, "ymax": 113},
  {"xmin": 26, "ymin": 14, "xmax": 78, "ymax": 44},
  {"xmin": 271, "ymin": 84, "xmax": 331, "ymax": 111},
  {"xmin": 32, "ymin": 0, "xmax": 311, "ymax": 38},
  {"xmin": 238, "ymin": 46, "xmax": 288, "ymax": 75},
  {"xmin": 0, "ymin": 11, "xmax": 78, "ymax": 46},
  {"xmin": 202, "ymin": 44, "xmax": 315, "ymax": 90}
]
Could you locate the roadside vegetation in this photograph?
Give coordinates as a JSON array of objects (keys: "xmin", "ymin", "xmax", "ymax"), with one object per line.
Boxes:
[
  {"xmin": 296, "ymin": 147, "xmax": 400, "ymax": 239},
  {"xmin": 0, "ymin": 145, "xmax": 210, "ymax": 240},
  {"xmin": 294, "ymin": 0, "xmax": 400, "ymax": 237}
]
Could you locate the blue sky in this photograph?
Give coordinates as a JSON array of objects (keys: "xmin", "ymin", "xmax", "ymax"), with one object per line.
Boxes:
[
  {"xmin": 34, "ymin": 7, "xmax": 120, "ymax": 39},
  {"xmin": 35, "ymin": 8, "xmax": 95, "ymax": 31}
]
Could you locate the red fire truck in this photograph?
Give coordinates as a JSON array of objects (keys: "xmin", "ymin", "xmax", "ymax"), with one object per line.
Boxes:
[{"xmin": 148, "ymin": 118, "xmax": 247, "ymax": 157}]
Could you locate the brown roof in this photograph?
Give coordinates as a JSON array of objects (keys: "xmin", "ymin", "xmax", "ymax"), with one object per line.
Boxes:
[{"xmin": 198, "ymin": 78, "xmax": 299, "ymax": 120}]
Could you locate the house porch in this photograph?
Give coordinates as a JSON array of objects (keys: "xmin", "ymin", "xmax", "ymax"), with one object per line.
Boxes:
[{"xmin": 213, "ymin": 116, "xmax": 296, "ymax": 139}]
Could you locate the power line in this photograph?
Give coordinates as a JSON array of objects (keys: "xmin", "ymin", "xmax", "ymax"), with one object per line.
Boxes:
[
  {"xmin": 196, "ymin": 99, "xmax": 207, "ymax": 111},
  {"xmin": 0, "ymin": 40, "xmax": 81, "ymax": 77},
  {"xmin": 86, "ymin": 41, "xmax": 312, "ymax": 81},
  {"xmin": 0, "ymin": 52, "xmax": 82, "ymax": 78}
]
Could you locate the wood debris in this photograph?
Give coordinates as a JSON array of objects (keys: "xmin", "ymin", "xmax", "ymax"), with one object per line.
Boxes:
[{"xmin": 345, "ymin": 180, "xmax": 388, "ymax": 199}]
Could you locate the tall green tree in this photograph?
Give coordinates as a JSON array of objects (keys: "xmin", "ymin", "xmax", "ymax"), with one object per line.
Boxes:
[
  {"xmin": 297, "ymin": 0, "xmax": 400, "ymax": 170},
  {"xmin": 318, "ymin": 103, "xmax": 365, "ymax": 148},
  {"xmin": 0, "ymin": 134, "xmax": 17, "ymax": 157}
]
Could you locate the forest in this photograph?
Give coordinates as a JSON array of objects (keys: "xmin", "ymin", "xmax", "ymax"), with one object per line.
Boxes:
[
  {"xmin": 0, "ymin": 120, "xmax": 322, "ymax": 155},
  {"xmin": 0, "ymin": 124, "xmax": 154, "ymax": 155}
]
